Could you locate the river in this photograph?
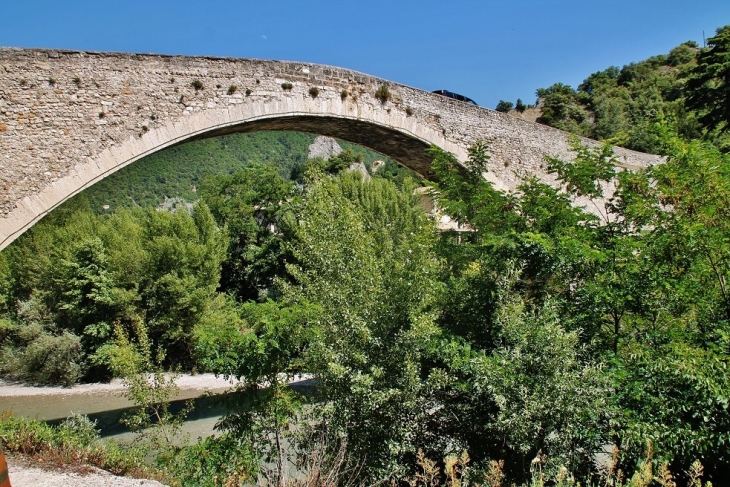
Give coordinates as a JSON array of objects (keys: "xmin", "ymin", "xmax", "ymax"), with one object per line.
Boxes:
[{"xmin": 0, "ymin": 374, "xmax": 313, "ymax": 443}]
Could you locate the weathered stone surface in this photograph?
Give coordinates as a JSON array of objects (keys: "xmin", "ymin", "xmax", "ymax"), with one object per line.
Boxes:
[
  {"xmin": 0, "ymin": 48, "xmax": 663, "ymax": 250},
  {"xmin": 307, "ymin": 135, "xmax": 342, "ymax": 160}
]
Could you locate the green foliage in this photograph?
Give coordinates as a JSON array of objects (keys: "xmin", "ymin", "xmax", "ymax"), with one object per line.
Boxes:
[
  {"xmin": 164, "ymin": 433, "xmax": 256, "ymax": 486},
  {"xmin": 278, "ymin": 170, "xmax": 440, "ymax": 481},
  {"xmin": 0, "ymin": 411, "xmax": 157, "ymax": 480},
  {"xmin": 71, "ymin": 131, "xmax": 317, "ymax": 212},
  {"xmin": 281, "ymin": 82, "xmax": 293, "ymax": 90},
  {"xmin": 495, "ymin": 100, "xmax": 513, "ymax": 113},
  {"xmin": 201, "ymin": 163, "xmax": 293, "ymax": 301},
  {"xmin": 685, "ymin": 26, "xmax": 730, "ymax": 135},
  {"xmin": 191, "ymin": 79, "xmax": 204, "ymax": 91},
  {"xmin": 530, "ymin": 35, "xmax": 708, "ymax": 152},
  {"xmin": 308, "ymin": 86, "xmax": 319, "ymax": 98},
  {"xmin": 103, "ymin": 320, "xmax": 193, "ymax": 461},
  {"xmin": 0, "ymin": 325, "xmax": 84, "ymax": 386},
  {"xmin": 375, "ymin": 84, "xmax": 391, "ymax": 104},
  {"xmin": 1, "ymin": 202, "xmax": 226, "ymax": 382},
  {"xmin": 227, "ymin": 84, "xmax": 237, "ymax": 95}
]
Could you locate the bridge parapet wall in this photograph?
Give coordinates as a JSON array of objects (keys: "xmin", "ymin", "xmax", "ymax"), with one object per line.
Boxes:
[{"xmin": 0, "ymin": 48, "xmax": 662, "ymax": 249}]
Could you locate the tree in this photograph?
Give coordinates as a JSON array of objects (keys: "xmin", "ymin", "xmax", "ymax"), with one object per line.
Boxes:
[
  {"xmin": 281, "ymin": 169, "xmax": 441, "ymax": 481},
  {"xmin": 201, "ymin": 164, "xmax": 292, "ymax": 301},
  {"xmin": 684, "ymin": 26, "xmax": 730, "ymax": 133},
  {"xmin": 495, "ymin": 100, "xmax": 513, "ymax": 113}
]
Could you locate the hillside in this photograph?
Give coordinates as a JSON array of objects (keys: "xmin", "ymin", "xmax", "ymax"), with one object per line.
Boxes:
[
  {"xmin": 76, "ymin": 130, "xmax": 402, "ymax": 212},
  {"xmin": 498, "ymin": 28, "xmax": 730, "ymax": 154}
]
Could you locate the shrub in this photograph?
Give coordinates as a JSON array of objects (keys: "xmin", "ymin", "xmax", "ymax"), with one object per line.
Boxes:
[
  {"xmin": 227, "ymin": 85, "xmax": 237, "ymax": 95},
  {"xmin": 48, "ymin": 77, "xmax": 56, "ymax": 86},
  {"xmin": 98, "ymin": 112, "xmax": 105, "ymax": 119},
  {"xmin": 406, "ymin": 106, "xmax": 414, "ymax": 116},
  {"xmin": 191, "ymin": 80, "xmax": 204, "ymax": 91},
  {"xmin": 340, "ymin": 89, "xmax": 348, "ymax": 100},
  {"xmin": 245, "ymin": 88, "xmax": 252, "ymax": 96},
  {"xmin": 374, "ymin": 85, "xmax": 391, "ymax": 104},
  {"xmin": 515, "ymin": 98, "xmax": 527, "ymax": 113},
  {"xmin": 309, "ymin": 86, "xmax": 319, "ymax": 98},
  {"xmin": 0, "ymin": 411, "xmax": 157, "ymax": 479},
  {"xmin": 0, "ymin": 329, "xmax": 84, "ymax": 386},
  {"xmin": 495, "ymin": 100, "xmax": 514, "ymax": 112},
  {"xmin": 281, "ymin": 82, "xmax": 293, "ymax": 91}
]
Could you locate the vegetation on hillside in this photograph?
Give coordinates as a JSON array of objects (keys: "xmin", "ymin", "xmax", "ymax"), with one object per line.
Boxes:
[
  {"xmin": 498, "ymin": 25, "xmax": 730, "ymax": 154},
  {"xmin": 76, "ymin": 130, "xmax": 403, "ymax": 213}
]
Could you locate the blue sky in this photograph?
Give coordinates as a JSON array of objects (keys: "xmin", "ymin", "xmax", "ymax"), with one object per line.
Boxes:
[{"xmin": 2, "ymin": 1, "xmax": 729, "ymax": 109}]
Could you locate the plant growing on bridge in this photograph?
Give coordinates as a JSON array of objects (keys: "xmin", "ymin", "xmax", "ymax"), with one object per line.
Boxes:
[
  {"xmin": 281, "ymin": 82, "xmax": 293, "ymax": 91},
  {"xmin": 191, "ymin": 79, "xmax": 204, "ymax": 91},
  {"xmin": 374, "ymin": 84, "xmax": 391, "ymax": 104},
  {"xmin": 227, "ymin": 84, "xmax": 237, "ymax": 95},
  {"xmin": 308, "ymin": 86, "xmax": 319, "ymax": 98}
]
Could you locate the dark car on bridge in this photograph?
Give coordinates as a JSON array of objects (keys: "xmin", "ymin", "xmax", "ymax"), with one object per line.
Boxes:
[{"xmin": 432, "ymin": 90, "xmax": 478, "ymax": 106}]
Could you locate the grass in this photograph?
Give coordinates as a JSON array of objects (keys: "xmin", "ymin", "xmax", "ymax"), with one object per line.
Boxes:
[
  {"xmin": 0, "ymin": 411, "xmax": 161, "ymax": 481},
  {"xmin": 375, "ymin": 85, "xmax": 391, "ymax": 104}
]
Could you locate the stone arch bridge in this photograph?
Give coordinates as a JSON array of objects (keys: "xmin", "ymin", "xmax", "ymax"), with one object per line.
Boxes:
[{"xmin": 0, "ymin": 48, "xmax": 662, "ymax": 250}]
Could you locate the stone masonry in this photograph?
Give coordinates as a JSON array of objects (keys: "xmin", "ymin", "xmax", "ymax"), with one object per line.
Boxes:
[{"xmin": 0, "ymin": 48, "xmax": 663, "ymax": 250}]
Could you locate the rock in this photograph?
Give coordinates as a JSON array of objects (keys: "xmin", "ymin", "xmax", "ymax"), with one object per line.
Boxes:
[
  {"xmin": 348, "ymin": 162, "xmax": 370, "ymax": 181},
  {"xmin": 307, "ymin": 135, "xmax": 342, "ymax": 160}
]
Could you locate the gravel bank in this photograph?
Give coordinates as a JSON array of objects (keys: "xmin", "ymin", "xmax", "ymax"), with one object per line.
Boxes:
[
  {"xmin": 6, "ymin": 456, "xmax": 167, "ymax": 487},
  {"xmin": 0, "ymin": 373, "xmax": 238, "ymax": 397}
]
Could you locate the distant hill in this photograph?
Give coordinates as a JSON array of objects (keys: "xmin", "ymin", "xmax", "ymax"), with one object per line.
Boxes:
[{"xmin": 73, "ymin": 131, "xmax": 403, "ymax": 212}]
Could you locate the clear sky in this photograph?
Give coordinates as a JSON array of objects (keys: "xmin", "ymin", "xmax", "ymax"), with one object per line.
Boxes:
[{"xmin": 2, "ymin": 1, "xmax": 729, "ymax": 109}]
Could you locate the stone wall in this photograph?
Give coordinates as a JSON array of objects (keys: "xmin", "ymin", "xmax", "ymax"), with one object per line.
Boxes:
[{"xmin": 0, "ymin": 48, "xmax": 663, "ymax": 249}]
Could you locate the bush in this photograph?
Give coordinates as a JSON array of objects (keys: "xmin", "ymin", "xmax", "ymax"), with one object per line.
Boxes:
[
  {"xmin": 374, "ymin": 85, "xmax": 391, "ymax": 104},
  {"xmin": 227, "ymin": 85, "xmax": 237, "ymax": 95},
  {"xmin": 495, "ymin": 100, "xmax": 514, "ymax": 112},
  {"xmin": 164, "ymin": 434, "xmax": 256, "ymax": 485},
  {"xmin": 515, "ymin": 98, "xmax": 527, "ymax": 113},
  {"xmin": 191, "ymin": 80, "xmax": 204, "ymax": 91},
  {"xmin": 340, "ymin": 89, "xmax": 348, "ymax": 100},
  {"xmin": 0, "ymin": 411, "xmax": 157, "ymax": 479},
  {"xmin": 1, "ymin": 328, "xmax": 84, "ymax": 386},
  {"xmin": 281, "ymin": 82, "xmax": 293, "ymax": 91},
  {"xmin": 309, "ymin": 86, "xmax": 319, "ymax": 98}
]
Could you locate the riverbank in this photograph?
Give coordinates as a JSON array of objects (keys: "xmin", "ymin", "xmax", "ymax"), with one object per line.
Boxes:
[
  {"xmin": 0, "ymin": 373, "xmax": 238, "ymax": 398},
  {"xmin": 6, "ymin": 454, "xmax": 168, "ymax": 487}
]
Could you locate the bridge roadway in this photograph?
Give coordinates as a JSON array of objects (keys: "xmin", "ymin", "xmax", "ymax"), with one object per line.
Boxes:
[{"xmin": 0, "ymin": 48, "xmax": 662, "ymax": 250}]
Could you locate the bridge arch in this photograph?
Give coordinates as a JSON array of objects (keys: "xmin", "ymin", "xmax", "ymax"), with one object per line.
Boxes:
[{"xmin": 0, "ymin": 48, "xmax": 662, "ymax": 250}]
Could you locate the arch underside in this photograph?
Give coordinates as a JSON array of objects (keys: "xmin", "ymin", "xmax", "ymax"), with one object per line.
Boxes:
[
  {"xmin": 182, "ymin": 115, "xmax": 436, "ymax": 179},
  {"xmin": 0, "ymin": 113, "xmax": 442, "ymax": 250}
]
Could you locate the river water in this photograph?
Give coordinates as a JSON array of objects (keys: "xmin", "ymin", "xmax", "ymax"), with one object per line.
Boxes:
[{"xmin": 0, "ymin": 375, "xmax": 314, "ymax": 444}]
